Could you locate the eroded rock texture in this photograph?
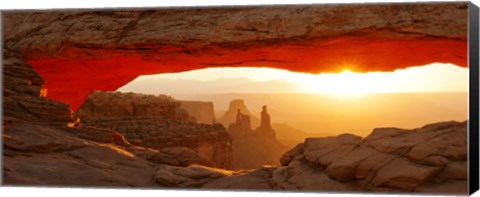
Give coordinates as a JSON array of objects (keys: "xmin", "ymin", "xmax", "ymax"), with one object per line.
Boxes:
[
  {"xmin": 2, "ymin": 52, "xmax": 153, "ymax": 186},
  {"xmin": 156, "ymin": 121, "xmax": 468, "ymax": 194},
  {"xmin": 3, "ymin": 49, "xmax": 74, "ymax": 127},
  {"xmin": 3, "ymin": 52, "xmax": 219, "ymax": 186},
  {"xmin": 2, "ymin": 2, "xmax": 468, "ymax": 110},
  {"xmin": 2, "ymin": 52, "xmax": 469, "ymax": 192},
  {"xmin": 1, "ymin": 2, "xmax": 470, "ymax": 193},
  {"xmin": 75, "ymin": 91, "xmax": 232, "ymax": 168}
]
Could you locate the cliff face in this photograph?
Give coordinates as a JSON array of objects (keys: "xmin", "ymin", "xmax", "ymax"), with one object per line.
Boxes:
[
  {"xmin": 76, "ymin": 91, "xmax": 191, "ymax": 122},
  {"xmin": 179, "ymin": 101, "xmax": 216, "ymax": 124},
  {"xmin": 75, "ymin": 91, "xmax": 232, "ymax": 168},
  {"xmin": 3, "ymin": 49, "xmax": 74, "ymax": 127}
]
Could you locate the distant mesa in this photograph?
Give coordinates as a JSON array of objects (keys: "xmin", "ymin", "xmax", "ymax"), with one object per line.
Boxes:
[
  {"xmin": 228, "ymin": 110, "xmax": 254, "ymax": 137},
  {"xmin": 228, "ymin": 105, "xmax": 276, "ymax": 139},
  {"xmin": 223, "ymin": 100, "xmax": 288, "ymax": 169},
  {"xmin": 218, "ymin": 99, "xmax": 260, "ymax": 128}
]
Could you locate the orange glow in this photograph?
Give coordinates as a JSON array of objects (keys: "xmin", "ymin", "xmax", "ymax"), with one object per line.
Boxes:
[
  {"xmin": 27, "ymin": 37, "xmax": 467, "ymax": 110},
  {"xmin": 121, "ymin": 63, "xmax": 468, "ymax": 99}
]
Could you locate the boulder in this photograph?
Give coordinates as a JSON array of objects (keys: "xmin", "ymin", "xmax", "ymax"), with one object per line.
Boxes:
[{"xmin": 370, "ymin": 158, "xmax": 440, "ymax": 191}]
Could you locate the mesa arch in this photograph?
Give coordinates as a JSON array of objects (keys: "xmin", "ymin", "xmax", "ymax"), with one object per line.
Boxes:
[{"xmin": 2, "ymin": 2, "xmax": 468, "ymax": 110}]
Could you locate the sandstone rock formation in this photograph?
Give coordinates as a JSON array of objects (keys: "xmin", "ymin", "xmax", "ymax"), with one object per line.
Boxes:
[
  {"xmin": 76, "ymin": 91, "xmax": 191, "ymax": 122},
  {"xmin": 227, "ymin": 105, "xmax": 277, "ymax": 139},
  {"xmin": 179, "ymin": 101, "xmax": 216, "ymax": 124},
  {"xmin": 3, "ymin": 49, "xmax": 74, "ymax": 127},
  {"xmin": 2, "ymin": 51, "xmax": 220, "ymax": 186},
  {"xmin": 76, "ymin": 91, "xmax": 232, "ymax": 168},
  {"xmin": 2, "ymin": 3, "xmax": 468, "ymax": 110},
  {"xmin": 1, "ymin": 2, "xmax": 471, "ymax": 193},
  {"xmin": 228, "ymin": 110, "xmax": 254, "ymax": 137},
  {"xmin": 226, "ymin": 105, "xmax": 289, "ymax": 169},
  {"xmin": 2, "ymin": 53, "xmax": 469, "ymax": 192},
  {"xmin": 153, "ymin": 121, "xmax": 468, "ymax": 194},
  {"xmin": 218, "ymin": 99, "xmax": 259, "ymax": 128},
  {"xmin": 255, "ymin": 105, "xmax": 276, "ymax": 138}
]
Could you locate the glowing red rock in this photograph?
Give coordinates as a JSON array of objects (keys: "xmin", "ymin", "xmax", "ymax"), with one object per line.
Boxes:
[
  {"xmin": 26, "ymin": 37, "xmax": 467, "ymax": 110},
  {"xmin": 3, "ymin": 3, "xmax": 468, "ymax": 110}
]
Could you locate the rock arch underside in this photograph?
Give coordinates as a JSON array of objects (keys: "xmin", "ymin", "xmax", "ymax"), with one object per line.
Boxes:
[
  {"xmin": 2, "ymin": 2, "xmax": 471, "ymax": 194},
  {"xmin": 3, "ymin": 2, "xmax": 468, "ymax": 110}
]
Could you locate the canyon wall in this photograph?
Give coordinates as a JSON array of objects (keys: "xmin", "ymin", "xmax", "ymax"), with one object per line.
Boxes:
[{"xmin": 75, "ymin": 91, "xmax": 232, "ymax": 168}]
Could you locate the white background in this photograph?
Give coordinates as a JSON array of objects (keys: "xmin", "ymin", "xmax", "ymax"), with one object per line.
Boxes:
[{"xmin": 1, "ymin": 0, "xmax": 479, "ymax": 197}]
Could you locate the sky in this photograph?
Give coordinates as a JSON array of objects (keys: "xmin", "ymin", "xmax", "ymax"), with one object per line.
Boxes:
[
  {"xmin": 118, "ymin": 63, "xmax": 469, "ymax": 135},
  {"xmin": 120, "ymin": 63, "xmax": 468, "ymax": 96}
]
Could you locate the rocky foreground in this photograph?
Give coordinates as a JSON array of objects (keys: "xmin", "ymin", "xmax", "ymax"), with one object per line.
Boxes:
[
  {"xmin": 2, "ymin": 49, "xmax": 467, "ymax": 194},
  {"xmin": 155, "ymin": 121, "xmax": 467, "ymax": 194}
]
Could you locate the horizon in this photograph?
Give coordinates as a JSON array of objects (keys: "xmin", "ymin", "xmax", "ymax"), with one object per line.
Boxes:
[
  {"xmin": 117, "ymin": 63, "xmax": 468, "ymax": 137},
  {"xmin": 119, "ymin": 63, "xmax": 469, "ymax": 97}
]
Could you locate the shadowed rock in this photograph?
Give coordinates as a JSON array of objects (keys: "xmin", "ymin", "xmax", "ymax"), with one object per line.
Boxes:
[
  {"xmin": 76, "ymin": 91, "xmax": 232, "ymax": 168},
  {"xmin": 152, "ymin": 120, "xmax": 467, "ymax": 193}
]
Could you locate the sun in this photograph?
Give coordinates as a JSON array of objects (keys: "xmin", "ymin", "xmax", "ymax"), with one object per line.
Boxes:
[
  {"xmin": 291, "ymin": 68, "xmax": 373, "ymax": 99},
  {"xmin": 121, "ymin": 63, "xmax": 468, "ymax": 99}
]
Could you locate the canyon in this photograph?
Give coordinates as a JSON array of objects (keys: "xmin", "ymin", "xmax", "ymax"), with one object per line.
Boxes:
[
  {"xmin": 2, "ymin": 50, "xmax": 469, "ymax": 194},
  {"xmin": 1, "ymin": 2, "xmax": 471, "ymax": 195}
]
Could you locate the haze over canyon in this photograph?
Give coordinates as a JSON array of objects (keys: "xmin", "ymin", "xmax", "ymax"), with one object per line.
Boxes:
[{"xmin": 2, "ymin": 2, "xmax": 472, "ymax": 195}]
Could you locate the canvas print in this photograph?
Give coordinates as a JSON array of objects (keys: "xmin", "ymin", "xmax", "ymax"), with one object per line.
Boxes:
[{"xmin": 1, "ymin": 2, "xmax": 476, "ymax": 195}]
